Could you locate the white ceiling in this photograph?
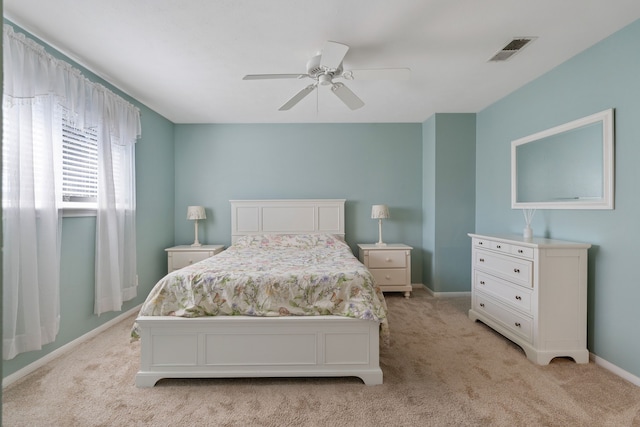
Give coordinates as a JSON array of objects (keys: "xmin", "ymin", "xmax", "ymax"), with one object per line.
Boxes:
[{"xmin": 5, "ymin": 1, "xmax": 640, "ymax": 124}]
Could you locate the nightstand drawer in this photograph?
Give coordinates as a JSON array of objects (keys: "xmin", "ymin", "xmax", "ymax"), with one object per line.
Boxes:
[
  {"xmin": 368, "ymin": 250, "xmax": 407, "ymax": 268},
  {"xmin": 166, "ymin": 245, "xmax": 224, "ymax": 272},
  {"xmin": 171, "ymin": 251, "xmax": 211, "ymax": 269},
  {"xmin": 370, "ymin": 268, "xmax": 407, "ymax": 286}
]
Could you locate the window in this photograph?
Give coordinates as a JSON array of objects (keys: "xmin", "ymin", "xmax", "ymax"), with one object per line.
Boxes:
[{"xmin": 61, "ymin": 117, "xmax": 99, "ymax": 208}]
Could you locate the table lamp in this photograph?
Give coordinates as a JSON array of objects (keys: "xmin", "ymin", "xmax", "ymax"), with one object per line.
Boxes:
[
  {"xmin": 371, "ymin": 204, "xmax": 390, "ymax": 246},
  {"xmin": 187, "ymin": 206, "xmax": 206, "ymax": 246}
]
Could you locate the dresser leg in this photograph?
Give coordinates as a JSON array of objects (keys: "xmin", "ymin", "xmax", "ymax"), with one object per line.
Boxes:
[{"xmin": 404, "ymin": 291, "xmax": 411, "ymax": 298}]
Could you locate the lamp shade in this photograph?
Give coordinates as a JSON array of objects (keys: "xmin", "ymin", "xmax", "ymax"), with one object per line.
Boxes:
[
  {"xmin": 187, "ymin": 206, "xmax": 206, "ymax": 220},
  {"xmin": 371, "ymin": 204, "xmax": 390, "ymax": 219}
]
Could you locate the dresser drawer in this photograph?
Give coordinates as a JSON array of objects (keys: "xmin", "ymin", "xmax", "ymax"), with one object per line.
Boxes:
[
  {"xmin": 367, "ymin": 250, "xmax": 407, "ymax": 268},
  {"xmin": 473, "ymin": 237, "xmax": 534, "ymax": 260},
  {"xmin": 473, "ymin": 237, "xmax": 509, "ymax": 254},
  {"xmin": 474, "ymin": 294, "xmax": 533, "ymax": 343},
  {"xmin": 474, "ymin": 271, "xmax": 532, "ymax": 314},
  {"xmin": 170, "ymin": 251, "xmax": 212, "ymax": 270},
  {"xmin": 510, "ymin": 245, "xmax": 534, "ymax": 259},
  {"xmin": 474, "ymin": 250, "xmax": 532, "ymax": 288},
  {"xmin": 370, "ymin": 268, "xmax": 407, "ymax": 286}
]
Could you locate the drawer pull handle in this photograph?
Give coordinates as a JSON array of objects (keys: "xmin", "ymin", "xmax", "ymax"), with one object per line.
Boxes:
[
  {"xmin": 515, "ymin": 322, "xmax": 521, "ymax": 328},
  {"xmin": 518, "ymin": 249, "xmax": 524, "ymax": 254},
  {"xmin": 479, "ymin": 242, "xmax": 483, "ymax": 245},
  {"xmin": 513, "ymin": 268, "xmax": 520, "ymax": 273},
  {"xmin": 479, "ymin": 258, "xmax": 485, "ymax": 262},
  {"xmin": 496, "ymin": 245, "xmax": 501, "ymax": 248},
  {"xmin": 480, "ymin": 281, "xmax": 485, "ymax": 285},
  {"xmin": 479, "ymin": 303, "xmax": 485, "ymax": 308},
  {"xmin": 515, "ymin": 295, "xmax": 522, "ymax": 300}
]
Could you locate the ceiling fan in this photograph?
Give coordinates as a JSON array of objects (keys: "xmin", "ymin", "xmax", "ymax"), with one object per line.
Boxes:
[{"xmin": 243, "ymin": 41, "xmax": 410, "ymax": 111}]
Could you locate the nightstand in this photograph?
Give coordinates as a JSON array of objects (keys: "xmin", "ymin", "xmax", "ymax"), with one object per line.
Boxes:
[
  {"xmin": 358, "ymin": 243, "xmax": 413, "ymax": 298},
  {"xmin": 165, "ymin": 245, "xmax": 224, "ymax": 273}
]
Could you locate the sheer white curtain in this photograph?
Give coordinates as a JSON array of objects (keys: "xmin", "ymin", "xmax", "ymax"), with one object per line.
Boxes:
[
  {"xmin": 94, "ymin": 90, "xmax": 139, "ymax": 315},
  {"xmin": 2, "ymin": 25, "xmax": 141, "ymax": 359},
  {"xmin": 2, "ymin": 94, "xmax": 62, "ymax": 360}
]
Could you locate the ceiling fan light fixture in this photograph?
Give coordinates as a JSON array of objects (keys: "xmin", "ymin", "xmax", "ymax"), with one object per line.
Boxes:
[{"xmin": 318, "ymin": 74, "xmax": 332, "ymax": 86}]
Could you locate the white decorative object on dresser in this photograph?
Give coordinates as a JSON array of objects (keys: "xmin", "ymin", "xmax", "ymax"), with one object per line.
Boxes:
[
  {"xmin": 358, "ymin": 243, "xmax": 412, "ymax": 298},
  {"xmin": 165, "ymin": 245, "xmax": 224, "ymax": 273},
  {"xmin": 468, "ymin": 233, "xmax": 591, "ymax": 365}
]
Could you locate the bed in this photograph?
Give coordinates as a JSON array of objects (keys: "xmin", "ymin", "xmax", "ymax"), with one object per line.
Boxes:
[{"xmin": 134, "ymin": 199, "xmax": 387, "ymax": 387}]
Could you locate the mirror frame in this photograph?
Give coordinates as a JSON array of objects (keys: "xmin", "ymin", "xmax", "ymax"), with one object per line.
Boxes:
[{"xmin": 511, "ymin": 108, "xmax": 614, "ymax": 210}]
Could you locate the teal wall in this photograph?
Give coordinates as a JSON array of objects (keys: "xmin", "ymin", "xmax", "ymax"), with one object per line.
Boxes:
[
  {"xmin": 422, "ymin": 114, "xmax": 476, "ymax": 292},
  {"xmin": 475, "ymin": 19, "xmax": 640, "ymax": 378},
  {"xmin": 173, "ymin": 123, "xmax": 424, "ymax": 282},
  {"xmin": 422, "ymin": 117, "xmax": 436, "ymax": 289},
  {"xmin": 2, "ymin": 22, "xmax": 176, "ymax": 378}
]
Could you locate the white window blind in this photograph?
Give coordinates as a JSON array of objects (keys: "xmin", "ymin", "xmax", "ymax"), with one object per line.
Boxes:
[{"xmin": 61, "ymin": 118, "xmax": 98, "ymax": 205}]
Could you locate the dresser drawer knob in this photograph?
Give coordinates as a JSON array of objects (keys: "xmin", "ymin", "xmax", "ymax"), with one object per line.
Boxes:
[
  {"xmin": 479, "ymin": 258, "xmax": 485, "ymax": 262},
  {"xmin": 385, "ymin": 275, "xmax": 391, "ymax": 280},
  {"xmin": 479, "ymin": 241, "xmax": 483, "ymax": 245},
  {"xmin": 385, "ymin": 258, "xmax": 392, "ymax": 262},
  {"xmin": 518, "ymin": 249, "xmax": 524, "ymax": 253},
  {"xmin": 479, "ymin": 303, "xmax": 485, "ymax": 308},
  {"xmin": 515, "ymin": 295, "xmax": 522, "ymax": 300},
  {"xmin": 496, "ymin": 244, "xmax": 501, "ymax": 248},
  {"xmin": 513, "ymin": 268, "xmax": 520, "ymax": 273},
  {"xmin": 515, "ymin": 322, "xmax": 521, "ymax": 328},
  {"xmin": 480, "ymin": 281, "xmax": 485, "ymax": 285}
]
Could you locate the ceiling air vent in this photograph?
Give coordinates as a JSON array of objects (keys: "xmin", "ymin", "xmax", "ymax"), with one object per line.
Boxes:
[{"xmin": 489, "ymin": 37, "xmax": 536, "ymax": 62}]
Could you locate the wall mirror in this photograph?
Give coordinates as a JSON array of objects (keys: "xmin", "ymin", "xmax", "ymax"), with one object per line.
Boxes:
[{"xmin": 511, "ymin": 108, "xmax": 614, "ymax": 209}]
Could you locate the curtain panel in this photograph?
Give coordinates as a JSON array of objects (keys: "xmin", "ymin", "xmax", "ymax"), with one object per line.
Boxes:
[{"xmin": 2, "ymin": 24, "xmax": 141, "ymax": 359}]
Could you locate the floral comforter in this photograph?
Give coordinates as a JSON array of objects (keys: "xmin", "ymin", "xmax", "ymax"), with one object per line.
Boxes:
[{"xmin": 132, "ymin": 234, "xmax": 388, "ymax": 340}]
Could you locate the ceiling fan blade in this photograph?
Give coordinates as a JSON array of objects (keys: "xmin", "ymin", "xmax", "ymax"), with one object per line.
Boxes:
[
  {"xmin": 243, "ymin": 74, "xmax": 306, "ymax": 80},
  {"xmin": 330, "ymin": 82, "xmax": 364, "ymax": 110},
  {"xmin": 343, "ymin": 68, "xmax": 411, "ymax": 80},
  {"xmin": 320, "ymin": 41, "xmax": 349, "ymax": 70},
  {"xmin": 278, "ymin": 84, "xmax": 317, "ymax": 111}
]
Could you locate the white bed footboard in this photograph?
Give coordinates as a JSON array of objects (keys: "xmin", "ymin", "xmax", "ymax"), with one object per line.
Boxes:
[{"xmin": 135, "ymin": 315, "xmax": 383, "ymax": 387}]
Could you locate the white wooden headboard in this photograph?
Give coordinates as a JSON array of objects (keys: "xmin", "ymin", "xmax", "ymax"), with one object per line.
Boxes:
[{"xmin": 230, "ymin": 199, "xmax": 345, "ymax": 242}]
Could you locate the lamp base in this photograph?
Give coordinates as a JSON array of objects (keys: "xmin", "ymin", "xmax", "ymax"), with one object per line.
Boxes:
[
  {"xmin": 375, "ymin": 219, "xmax": 387, "ymax": 247},
  {"xmin": 192, "ymin": 220, "xmax": 203, "ymax": 247}
]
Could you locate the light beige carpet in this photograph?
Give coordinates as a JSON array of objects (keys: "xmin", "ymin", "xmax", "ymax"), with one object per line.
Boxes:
[{"xmin": 3, "ymin": 287, "xmax": 640, "ymax": 427}]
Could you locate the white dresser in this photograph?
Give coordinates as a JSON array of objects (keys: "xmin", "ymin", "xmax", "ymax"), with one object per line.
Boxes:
[
  {"xmin": 165, "ymin": 245, "xmax": 224, "ymax": 273},
  {"xmin": 468, "ymin": 233, "xmax": 591, "ymax": 365},
  {"xmin": 358, "ymin": 244, "xmax": 412, "ymax": 298}
]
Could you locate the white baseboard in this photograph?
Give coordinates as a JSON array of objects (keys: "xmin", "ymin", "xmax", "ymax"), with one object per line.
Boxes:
[
  {"xmin": 2, "ymin": 304, "xmax": 141, "ymax": 389},
  {"xmin": 590, "ymin": 353, "xmax": 640, "ymax": 387},
  {"xmin": 417, "ymin": 283, "xmax": 471, "ymax": 298}
]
